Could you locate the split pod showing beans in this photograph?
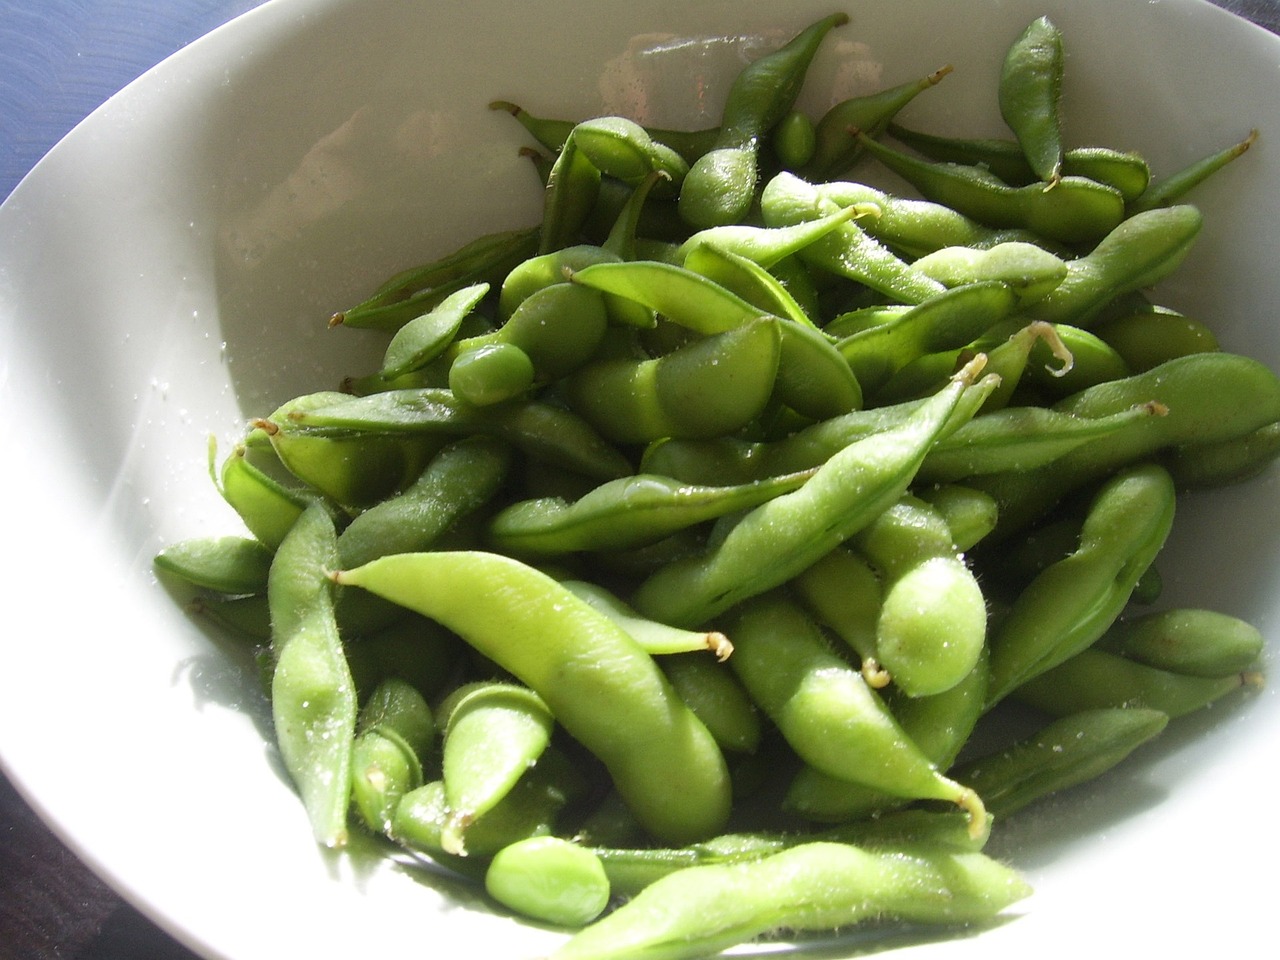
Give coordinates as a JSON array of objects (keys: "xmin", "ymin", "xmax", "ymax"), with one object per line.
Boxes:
[{"xmin": 152, "ymin": 11, "xmax": 1274, "ymax": 958}]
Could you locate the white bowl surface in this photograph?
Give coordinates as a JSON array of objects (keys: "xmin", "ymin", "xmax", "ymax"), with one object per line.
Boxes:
[{"xmin": 1, "ymin": 0, "xmax": 1278, "ymax": 957}]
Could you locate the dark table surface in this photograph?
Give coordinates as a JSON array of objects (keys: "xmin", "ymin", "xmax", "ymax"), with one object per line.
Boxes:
[{"xmin": 2, "ymin": 1, "xmax": 1278, "ymax": 958}]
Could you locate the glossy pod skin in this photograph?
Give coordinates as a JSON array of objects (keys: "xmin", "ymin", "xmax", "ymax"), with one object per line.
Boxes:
[{"xmin": 333, "ymin": 551, "xmax": 732, "ymax": 845}]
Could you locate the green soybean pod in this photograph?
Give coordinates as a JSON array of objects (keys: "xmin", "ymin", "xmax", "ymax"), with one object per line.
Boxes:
[
  {"xmin": 999, "ymin": 16, "xmax": 1065, "ymax": 184},
  {"xmin": 275, "ymin": 387, "xmax": 632, "ymax": 481},
  {"xmin": 985, "ymin": 462, "xmax": 1177, "ymax": 707},
  {"xmin": 630, "ymin": 358, "xmax": 996, "ymax": 628},
  {"xmin": 661, "ymin": 654, "xmax": 762, "ymax": 755},
  {"xmin": 540, "ymin": 129, "xmax": 602, "ymax": 255},
  {"xmin": 488, "ymin": 468, "xmax": 814, "ymax": 557},
  {"xmin": 856, "ymin": 133, "xmax": 1125, "ymax": 245},
  {"xmin": 1128, "ymin": 129, "xmax": 1257, "ymax": 213},
  {"xmin": 1164, "ymin": 420, "xmax": 1280, "ymax": 488},
  {"xmin": 573, "ymin": 115, "xmax": 689, "ymax": 190},
  {"xmin": 810, "ymin": 178, "xmax": 1055, "ymax": 260},
  {"xmin": 759, "ymin": 171, "xmax": 948, "ymax": 304},
  {"xmin": 350, "ymin": 677, "xmax": 436, "ymax": 835},
  {"xmin": 454, "ymin": 281, "xmax": 609, "ymax": 391},
  {"xmin": 909, "ymin": 241, "xmax": 1068, "ymax": 305},
  {"xmin": 791, "ymin": 545, "xmax": 887, "ymax": 684},
  {"xmin": 850, "ymin": 495, "xmax": 986, "ymax": 697},
  {"xmin": 485, "ymin": 837, "xmax": 611, "ymax": 927},
  {"xmin": 255, "ymin": 392, "xmax": 444, "ymax": 508},
  {"xmin": 1100, "ymin": 608, "xmax": 1264, "ymax": 678},
  {"xmin": 334, "ymin": 551, "xmax": 732, "ymax": 845},
  {"xmin": 448, "ymin": 341, "xmax": 536, "ymax": 406},
  {"xmin": 436, "ymin": 681, "xmax": 555, "ymax": 856},
  {"xmin": 332, "ymin": 227, "xmax": 538, "ymax": 332},
  {"xmin": 1010, "ymin": 647, "xmax": 1258, "ymax": 720},
  {"xmin": 783, "ymin": 653, "xmax": 989, "ymax": 822},
  {"xmin": 803, "ymin": 65, "xmax": 952, "ymax": 180},
  {"xmin": 154, "ymin": 535, "xmax": 274, "ymax": 596},
  {"xmin": 215, "ymin": 441, "xmax": 312, "ymax": 551},
  {"xmin": 677, "ymin": 12, "xmax": 849, "ymax": 229},
  {"xmin": 559, "ymin": 317, "xmax": 782, "ymax": 444},
  {"xmin": 336, "ymin": 435, "xmax": 512, "ymax": 569},
  {"xmin": 267, "ymin": 502, "xmax": 357, "ymax": 848},
  {"xmin": 561, "ymin": 580, "xmax": 734, "ymax": 660},
  {"xmin": 376, "ymin": 282, "xmax": 491, "ymax": 382},
  {"xmin": 546, "ymin": 841, "xmax": 1031, "ymax": 960},
  {"xmin": 974, "ymin": 352, "xmax": 1280, "ymax": 539},
  {"xmin": 915, "ymin": 484, "xmax": 1000, "ymax": 552},
  {"xmin": 725, "ymin": 595, "xmax": 987, "ymax": 832},
  {"xmin": 1023, "ymin": 205, "xmax": 1203, "ymax": 329},
  {"xmin": 772, "ymin": 109, "xmax": 817, "ymax": 169},
  {"xmin": 836, "ymin": 281, "xmax": 1017, "ymax": 394},
  {"xmin": 1092, "ymin": 307, "xmax": 1219, "ymax": 372},
  {"xmin": 392, "ymin": 763, "xmax": 571, "ymax": 865},
  {"xmin": 951, "ymin": 707, "xmax": 1169, "ymax": 819}
]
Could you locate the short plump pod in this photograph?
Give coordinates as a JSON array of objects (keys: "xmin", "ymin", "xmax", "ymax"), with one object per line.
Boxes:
[
  {"xmin": 435, "ymin": 681, "xmax": 555, "ymax": 855},
  {"xmin": 560, "ymin": 316, "xmax": 782, "ymax": 444},
  {"xmin": 333, "ymin": 550, "xmax": 732, "ymax": 845}
]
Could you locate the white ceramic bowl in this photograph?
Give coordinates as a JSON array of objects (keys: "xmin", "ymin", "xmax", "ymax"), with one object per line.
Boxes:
[{"xmin": 1, "ymin": 0, "xmax": 1277, "ymax": 957}]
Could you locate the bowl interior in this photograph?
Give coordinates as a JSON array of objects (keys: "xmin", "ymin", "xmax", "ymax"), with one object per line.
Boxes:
[{"xmin": 1, "ymin": 0, "xmax": 1277, "ymax": 957}]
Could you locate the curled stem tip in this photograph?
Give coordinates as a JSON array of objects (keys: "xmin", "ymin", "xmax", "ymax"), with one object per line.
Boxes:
[
  {"xmin": 957, "ymin": 786, "xmax": 989, "ymax": 840},
  {"xmin": 953, "ymin": 351, "xmax": 989, "ymax": 384},
  {"xmin": 706, "ymin": 632, "xmax": 734, "ymax": 661},
  {"xmin": 328, "ymin": 312, "xmax": 345, "ymax": 327},
  {"xmin": 862, "ymin": 659, "xmax": 892, "ymax": 689},
  {"xmin": 1025, "ymin": 320, "xmax": 1074, "ymax": 377}
]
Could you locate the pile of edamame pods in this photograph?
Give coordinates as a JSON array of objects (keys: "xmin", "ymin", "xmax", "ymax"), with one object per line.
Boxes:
[{"xmin": 155, "ymin": 11, "xmax": 1273, "ymax": 958}]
